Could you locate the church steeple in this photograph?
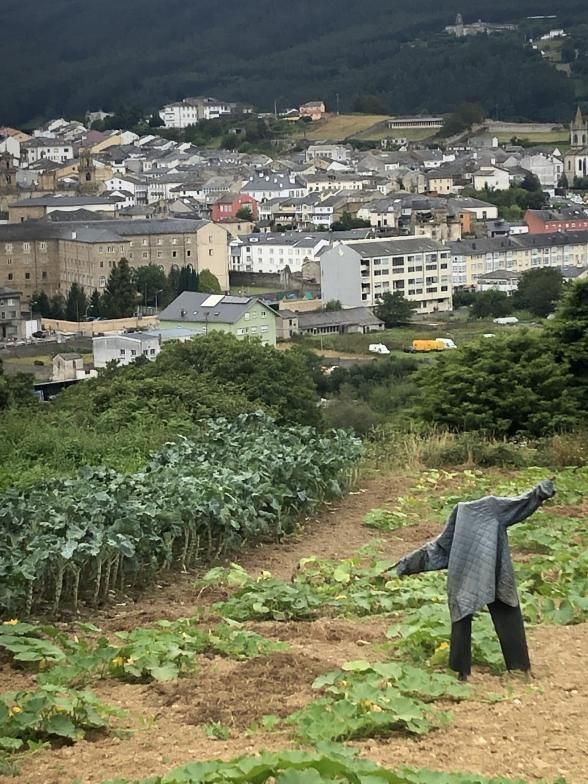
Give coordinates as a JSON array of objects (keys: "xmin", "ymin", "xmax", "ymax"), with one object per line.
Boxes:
[{"xmin": 571, "ymin": 106, "xmax": 587, "ymax": 148}]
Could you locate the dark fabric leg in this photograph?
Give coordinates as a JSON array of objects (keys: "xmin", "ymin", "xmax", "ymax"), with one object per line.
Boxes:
[
  {"xmin": 449, "ymin": 614, "xmax": 472, "ymax": 677},
  {"xmin": 488, "ymin": 599, "xmax": 530, "ymax": 672}
]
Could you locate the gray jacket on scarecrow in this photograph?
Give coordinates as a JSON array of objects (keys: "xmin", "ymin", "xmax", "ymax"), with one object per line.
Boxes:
[{"xmin": 396, "ymin": 480, "xmax": 555, "ymax": 622}]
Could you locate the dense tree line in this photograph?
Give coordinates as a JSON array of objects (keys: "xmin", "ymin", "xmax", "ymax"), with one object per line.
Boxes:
[
  {"xmin": 2, "ymin": 0, "xmax": 587, "ymax": 126},
  {"xmin": 31, "ymin": 261, "xmax": 221, "ymax": 320}
]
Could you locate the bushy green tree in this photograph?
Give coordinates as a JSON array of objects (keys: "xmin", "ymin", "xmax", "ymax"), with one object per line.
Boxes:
[
  {"xmin": 470, "ymin": 290, "xmax": 513, "ymax": 319},
  {"xmin": 89, "ymin": 289, "xmax": 103, "ymax": 318},
  {"xmin": 102, "ymin": 258, "xmax": 137, "ymax": 318},
  {"xmin": 331, "ymin": 212, "xmax": 371, "ymax": 231},
  {"xmin": 65, "ymin": 282, "xmax": 88, "ymax": 322},
  {"xmin": 374, "ymin": 291, "xmax": 415, "ymax": 327},
  {"xmin": 31, "ymin": 291, "xmax": 51, "ymax": 318},
  {"xmin": 415, "ymin": 331, "xmax": 577, "ymax": 437},
  {"xmin": 324, "ymin": 300, "xmax": 342, "ymax": 312},
  {"xmin": 156, "ymin": 332, "xmax": 322, "ymax": 427},
  {"xmin": 198, "ymin": 269, "xmax": 221, "ymax": 294},
  {"xmin": 177, "ymin": 266, "xmax": 198, "ymax": 294},
  {"xmin": 236, "ymin": 205, "xmax": 254, "ymax": 220},
  {"xmin": 134, "ymin": 264, "xmax": 168, "ymax": 307},
  {"xmin": 513, "ymin": 268, "xmax": 563, "ymax": 318},
  {"xmin": 49, "ymin": 294, "xmax": 66, "ymax": 319},
  {"xmin": 549, "ymin": 278, "xmax": 588, "ymax": 410}
]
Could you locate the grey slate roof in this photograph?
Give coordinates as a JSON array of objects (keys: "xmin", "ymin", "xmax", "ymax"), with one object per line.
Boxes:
[
  {"xmin": 345, "ymin": 238, "xmax": 445, "ymax": 258},
  {"xmin": 11, "ymin": 195, "xmax": 114, "ymax": 207},
  {"xmin": 451, "ymin": 230, "xmax": 588, "ymax": 256},
  {"xmin": 159, "ymin": 292, "xmax": 276, "ymax": 325},
  {"xmin": 295, "ymin": 307, "xmax": 383, "ymax": 330}
]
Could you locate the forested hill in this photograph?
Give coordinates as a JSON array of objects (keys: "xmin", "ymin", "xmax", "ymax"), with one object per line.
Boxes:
[{"xmin": 2, "ymin": 0, "xmax": 588, "ymax": 126}]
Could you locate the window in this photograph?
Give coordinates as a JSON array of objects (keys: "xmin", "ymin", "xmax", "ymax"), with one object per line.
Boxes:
[
  {"xmin": 157, "ymin": 239, "xmax": 163, "ymax": 246},
  {"xmin": 142, "ymin": 252, "xmax": 148, "ymax": 259},
  {"xmin": 186, "ymin": 250, "xmax": 191, "ymax": 257},
  {"xmin": 99, "ymin": 276, "xmax": 106, "ymax": 287},
  {"xmin": 7, "ymin": 273, "xmax": 13, "ymax": 281},
  {"xmin": 107, "ymin": 246, "xmax": 114, "ymax": 253},
  {"xmin": 99, "ymin": 246, "xmax": 104, "ymax": 253},
  {"xmin": 25, "ymin": 272, "xmax": 31, "ymax": 280},
  {"xmin": 172, "ymin": 238, "xmax": 178, "ymax": 245},
  {"xmin": 260, "ymin": 326, "xmax": 269, "ymax": 333},
  {"xmin": 157, "ymin": 251, "xmax": 163, "ymax": 259},
  {"xmin": 209, "ymin": 249, "xmax": 213, "ymax": 256},
  {"xmin": 244, "ymin": 313, "xmax": 250, "ymax": 320},
  {"xmin": 4, "ymin": 243, "xmax": 12, "ymax": 252},
  {"xmin": 131, "ymin": 350, "xmax": 137, "ymax": 356},
  {"xmin": 120, "ymin": 349, "xmax": 126, "ymax": 356},
  {"xmin": 23, "ymin": 242, "xmax": 30, "ymax": 253},
  {"xmin": 172, "ymin": 251, "xmax": 177, "ymax": 258},
  {"xmin": 150, "ymin": 348, "xmax": 156, "ymax": 355},
  {"xmin": 42, "ymin": 271, "xmax": 47, "ymax": 280}
]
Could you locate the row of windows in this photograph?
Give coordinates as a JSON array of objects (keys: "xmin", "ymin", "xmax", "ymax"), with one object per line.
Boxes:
[
  {"xmin": 120, "ymin": 348, "xmax": 157, "ymax": 357},
  {"xmin": 236, "ymin": 325, "xmax": 270, "ymax": 335},
  {"xmin": 5, "ymin": 271, "xmax": 47, "ymax": 282}
]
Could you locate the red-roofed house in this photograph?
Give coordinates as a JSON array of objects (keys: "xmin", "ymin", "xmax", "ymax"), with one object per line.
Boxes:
[{"xmin": 211, "ymin": 193, "xmax": 258, "ymax": 222}]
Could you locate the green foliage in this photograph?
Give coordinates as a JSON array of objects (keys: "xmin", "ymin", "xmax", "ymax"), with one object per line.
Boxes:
[
  {"xmin": 290, "ymin": 659, "xmax": 467, "ymax": 742},
  {"xmin": 65, "ymin": 282, "xmax": 88, "ymax": 322},
  {"xmin": 415, "ymin": 331, "xmax": 578, "ymax": 436},
  {"xmin": 462, "ymin": 185, "xmax": 548, "ymax": 220},
  {"xmin": 0, "ymin": 361, "xmax": 34, "ymax": 411},
  {"xmin": 375, "ymin": 292, "xmax": 415, "ymax": 328},
  {"xmin": 330, "ymin": 212, "xmax": 371, "ymax": 231},
  {"xmin": 155, "ymin": 333, "xmax": 323, "ymax": 427},
  {"xmin": 513, "ymin": 268, "xmax": 563, "ymax": 318},
  {"xmin": 0, "ymin": 684, "xmax": 122, "ymax": 751},
  {"xmin": 438, "ymin": 103, "xmax": 485, "ymax": 138},
  {"xmin": 235, "ymin": 205, "xmax": 254, "ymax": 220},
  {"xmin": 0, "ymin": 413, "xmax": 360, "ymax": 614},
  {"xmin": 197, "ymin": 269, "xmax": 221, "ymax": 294},
  {"xmin": 31, "ymin": 291, "xmax": 51, "ymax": 318},
  {"xmin": 323, "ymin": 300, "xmax": 342, "ymax": 312},
  {"xmin": 0, "ymin": 618, "xmax": 284, "ymax": 686},
  {"xmin": 100, "ymin": 745, "xmax": 567, "ymax": 784},
  {"xmin": 210, "ymin": 555, "xmax": 445, "ymax": 622},
  {"xmin": 549, "ymin": 278, "xmax": 588, "ymax": 406},
  {"xmin": 102, "ymin": 258, "xmax": 137, "ymax": 318},
  {"xmin": 133, "ymin": 264, "xmax": 169, "ymax": 308},
  {"xmin": 470, "ymin": 290, "xmax": 513, "ymax": 319}
]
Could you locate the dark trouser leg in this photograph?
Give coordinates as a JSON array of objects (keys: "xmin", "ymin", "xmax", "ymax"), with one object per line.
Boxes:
[
  {"xmin": 488, "ymin": 599, "xmax": 530, "ymax": 672},
  {"xmin": 449, "ymin": 614, "xmax": 472, "ymax": 678}
]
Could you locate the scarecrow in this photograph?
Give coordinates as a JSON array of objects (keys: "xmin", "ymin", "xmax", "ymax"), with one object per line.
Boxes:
[{"xmin": 396, "ymin": 479, "xmax": 556, "ymax": 679}]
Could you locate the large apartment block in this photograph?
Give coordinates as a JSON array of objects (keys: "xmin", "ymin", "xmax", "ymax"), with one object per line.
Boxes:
[
  {"xmin": 320, "ymin": 238, "xmax": 452, "ymax": 313},
  {"xmin": 450, "ymin": 231, "xmax": 588, "ymax": 288},
  {"xmin": 0, "ymin": 219, "xmax": 229, "ymax": 300}
]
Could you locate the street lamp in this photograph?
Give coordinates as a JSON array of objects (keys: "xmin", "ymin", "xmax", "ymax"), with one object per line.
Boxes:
[{"xmin": 154, "ymin": 289, "xmax": 163, "ymax": 311}]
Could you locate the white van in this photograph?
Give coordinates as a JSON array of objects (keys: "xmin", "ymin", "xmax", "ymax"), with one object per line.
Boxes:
[{"xmin": 368, "ymin": 343, "xmax": 391, "ymax": 355}]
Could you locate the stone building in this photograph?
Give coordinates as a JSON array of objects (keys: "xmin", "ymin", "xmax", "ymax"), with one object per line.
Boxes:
[{"xmin": 0, "ymin": 218, "xmax": 230, "ymax": 301}]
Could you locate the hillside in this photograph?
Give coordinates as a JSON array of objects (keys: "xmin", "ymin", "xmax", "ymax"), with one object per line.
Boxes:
[{"xmin": 2, "ymin": 0, "xmax": 588, "ymax": 126}]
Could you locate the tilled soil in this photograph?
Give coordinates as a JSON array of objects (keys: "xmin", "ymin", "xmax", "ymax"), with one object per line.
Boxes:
[{"xmin": 2, "ymin": 470, "xmax": 587, "ymax": 784}]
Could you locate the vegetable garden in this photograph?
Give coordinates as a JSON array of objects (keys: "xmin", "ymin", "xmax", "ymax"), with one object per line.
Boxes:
[{"xmin": 0, "ymin": 448, "xmax": 586, "ymax": 782}]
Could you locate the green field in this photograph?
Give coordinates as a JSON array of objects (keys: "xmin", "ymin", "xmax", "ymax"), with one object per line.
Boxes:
[{"xmin": 303, "ymin": 317, "xmax": 540, "ymax": 355}]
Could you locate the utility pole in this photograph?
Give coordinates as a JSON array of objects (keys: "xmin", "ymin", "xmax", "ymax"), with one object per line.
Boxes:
[
  {"xmin": 336, "ymin": 93, "xmax": 340, "ymax": 116},
  {"xmin": 274, "ymin": 99, "xmax": 278, "ymax": 120}
]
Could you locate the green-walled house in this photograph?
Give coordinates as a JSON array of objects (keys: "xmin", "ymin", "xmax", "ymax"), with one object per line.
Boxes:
[{"xmin": 158, "ymin": 292, "xmax": 278, "ymax": 346}]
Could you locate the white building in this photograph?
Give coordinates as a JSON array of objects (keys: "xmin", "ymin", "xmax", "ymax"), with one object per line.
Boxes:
[
  {"xmin": 22, "ymin": 138, "xmax": 74, "ymax": 165},
  {"xmin": 241, "ymin": 175, "xmax": 308, "ymax": 202},
  {"xmin": 93, "ymin": 333, "xmax": 161, "ymax": 368},
  {"xmin": 160, "ymin": 97, "xmax": 247, "ymax": 129},
  {"xmin": 305, "ymin": 143, "xmax": 352, "ymax": 163},
  {"xmin": 320, "ymin": 238, "xmax": 452, "ymax": 313},
  {"xmin": 230, "ymin": 233, "xmax": 330, "ymax": 274},
  {"xmin": 472, "ymin": 166, "xmax": 511, "ymax": 191},
  {"xmin": 520, "ymin": 152, "xmax": 564, "ymax": 194}
]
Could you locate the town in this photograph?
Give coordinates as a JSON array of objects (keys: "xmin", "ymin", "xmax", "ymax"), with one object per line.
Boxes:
[
  {"xmin": 0, "ymin": 8, "xmax": 588, "ymax": 784},
  {"xmin": 1, "ymin": 95, "xmax": 587, "ymax": 378}
]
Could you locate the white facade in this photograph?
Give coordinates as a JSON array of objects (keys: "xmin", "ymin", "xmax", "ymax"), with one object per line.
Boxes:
[
  {"xmin": 320, "ymin": 239, "xmax": 453, "ymax": 313},
  {"xmin": 161, "ymin": 97, "xmax": 237, "ymax": 129},
  {"xmin": 472, "ymin": 167, "xmax": 511, "ymax": 191},
  {"xmin": 241, "ymin": 175, "xmax": 308, "ymax": 201},
  {"xmin": 0, "ymin": 136, "xmax": 20, "ymax": 161},
  {"xmin": 520, "ymin": 153, "xmax": 564, "ymax": 194},
  {"xmin": 23, "ymin": 139, "xmax": 74, "ymax": 165},
  {"xmin": 93, "ymin": 334, "xmax": 161, "ymax": 368},
  {"xmin": 230, "ymin": 235, "xmax": 329, "ymax": 274}
]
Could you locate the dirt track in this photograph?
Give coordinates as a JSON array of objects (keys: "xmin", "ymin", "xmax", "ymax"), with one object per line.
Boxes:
[{"xmin": 2, "ymin": 472, "xmax": 587, "ymax": 784}]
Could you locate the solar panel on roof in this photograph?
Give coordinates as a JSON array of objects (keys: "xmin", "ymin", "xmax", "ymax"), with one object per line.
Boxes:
[
  {"xmin": 201, "ymin": 294, "xmax": 224, "ymax": 308},
  {"xmin": 222, "ymin": 296, "xmax": 250, "ymax": 305}
]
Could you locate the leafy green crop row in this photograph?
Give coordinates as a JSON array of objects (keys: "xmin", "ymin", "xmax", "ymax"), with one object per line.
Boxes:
[
  {"xmin": 0, "ymin": 618, "xmax": 284, "ymax": 685},
  {"xmin": 101, "ymin": 747, "xmax": 567, "ymax": 784},
  {"xmin": 0, "ymin": 413, "xmax": 361, "ymax": 615},
  {"xmin": 288, "ymin": 660, "xmax": 470, "ymax": 742}
]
